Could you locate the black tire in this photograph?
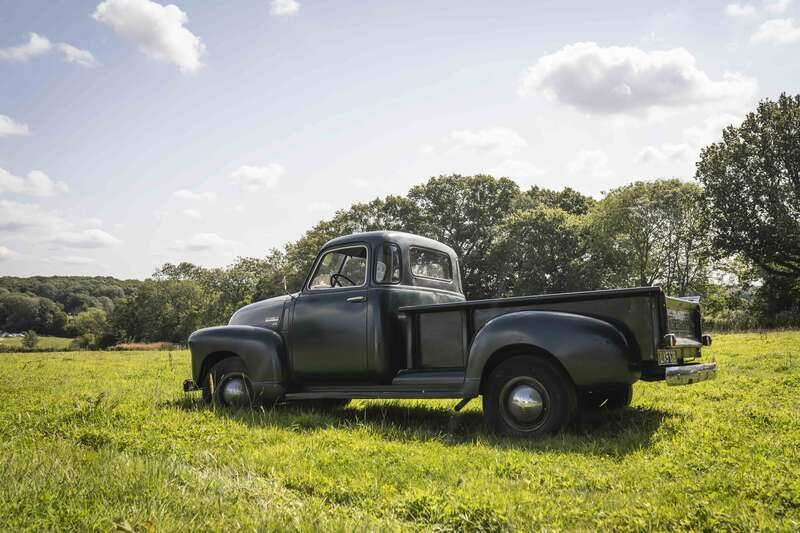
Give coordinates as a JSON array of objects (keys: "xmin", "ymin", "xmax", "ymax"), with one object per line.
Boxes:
[
  {"xmin": 202, "ymin": 358, "xmax": 254, "ymax": 408},
  {"xmin": 578, "ymin": 384, "xmax": 633, "ymax": 411},
  {"xmin": 482, "ymin": 355, "xmax": 576, "ymax": 437}
]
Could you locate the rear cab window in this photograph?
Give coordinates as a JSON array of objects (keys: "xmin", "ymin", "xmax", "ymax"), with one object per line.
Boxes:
[
  {"xmin": 375, "ymin": 243, "xmax": 402, "ymax": 284},
  {"xmin": 410, "ymin": 247, "xmax": 452, "ymax": 282}
]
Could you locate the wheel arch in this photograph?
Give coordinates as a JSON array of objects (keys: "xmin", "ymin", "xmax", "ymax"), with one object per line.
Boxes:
[{"xmin": 463, "ymin": 310, "xmax": 636, "ymax": 399}]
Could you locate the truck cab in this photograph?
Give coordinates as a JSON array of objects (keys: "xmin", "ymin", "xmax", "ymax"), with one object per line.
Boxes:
[{"xmin": 186, "ymin": 231, "xmax": 716, "ymax": 437}]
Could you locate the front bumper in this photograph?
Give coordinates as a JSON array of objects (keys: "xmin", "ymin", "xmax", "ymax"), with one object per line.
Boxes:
[{"xmin": 665, "ymin": 362, "xmax": 717, "ymax": 386}]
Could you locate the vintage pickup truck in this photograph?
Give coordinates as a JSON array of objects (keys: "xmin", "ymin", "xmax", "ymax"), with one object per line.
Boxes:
[{"xmin": 184, "ymin": 231, "xmax": 716, "ymax": 437}]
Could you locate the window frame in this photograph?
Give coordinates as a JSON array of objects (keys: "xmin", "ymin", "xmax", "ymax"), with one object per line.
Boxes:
[
  {"xmin": 305, "ymin": 244, "xmax": 370, "ymax": 292},
  {"xmin": 408, "ymin": 246, "xmax": 454, "ymax": 283},
  {"xmin": 374, "ymin": 242, "xmax": 402, "ymax": 285}
]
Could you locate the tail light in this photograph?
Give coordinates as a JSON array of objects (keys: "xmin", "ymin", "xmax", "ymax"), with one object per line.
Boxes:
[
  {"xmin": 664, "ymin": 334, "xmax": 677, "ymax": 347},
  {"xmin": 702, "ymin": 334, "xmax": 712, "ymax": 346}
]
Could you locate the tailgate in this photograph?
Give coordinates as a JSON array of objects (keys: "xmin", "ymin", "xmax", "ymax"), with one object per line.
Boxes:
[{"xmin": 657, "ymin": 296, "xmax": 704, "ymax": 366}]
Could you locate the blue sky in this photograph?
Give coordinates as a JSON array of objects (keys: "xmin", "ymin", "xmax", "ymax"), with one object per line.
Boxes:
[{"xmin": 1, "ymin": 0, "xmax": 799, "ymax": 278}]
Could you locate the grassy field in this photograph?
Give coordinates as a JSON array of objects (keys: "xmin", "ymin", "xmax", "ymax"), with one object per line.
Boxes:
[
  {"xmin": 0, "ymin": 335, "xmax": 73, "ymax": 350},
  {"xmin": 1, "ymin": 332, "xmax": 798, "ymax": 531}
]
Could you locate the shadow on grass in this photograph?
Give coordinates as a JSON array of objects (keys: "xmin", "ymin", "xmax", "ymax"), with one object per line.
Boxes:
[{"xmin": 167, "ymin": 395, "xmax": 672, "ymax": 457}]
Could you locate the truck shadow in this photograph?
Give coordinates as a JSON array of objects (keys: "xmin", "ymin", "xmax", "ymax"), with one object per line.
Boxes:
[{"xmin": 170, "ymin": 397, "xmax": 672, "ymax": 457}]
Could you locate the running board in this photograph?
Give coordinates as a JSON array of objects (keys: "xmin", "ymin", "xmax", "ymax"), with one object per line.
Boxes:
[{"xmin": 284, "ymin": 389, "xmax": 462, "ymax": 401}]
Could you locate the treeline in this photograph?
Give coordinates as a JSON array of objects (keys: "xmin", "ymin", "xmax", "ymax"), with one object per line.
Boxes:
[{"xmin": 2, "ymin": 94, "xmax": 799, "ymax": 345}]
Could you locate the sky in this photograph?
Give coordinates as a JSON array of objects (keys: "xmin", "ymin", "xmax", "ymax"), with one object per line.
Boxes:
[{"xmin": 1, "ymin": 0, "xmax": 799, "ymax": 279}]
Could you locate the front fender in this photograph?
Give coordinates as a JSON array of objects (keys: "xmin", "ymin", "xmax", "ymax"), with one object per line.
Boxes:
[
  {"xmin": 463, "ymin": 310, "xmax": 636, "ymax": 398},
  {"xmin": 189, "ymin": 325, "xmax": 286, "ymax": 399}
]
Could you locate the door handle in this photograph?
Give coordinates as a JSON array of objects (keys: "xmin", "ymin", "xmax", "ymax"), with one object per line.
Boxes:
[{"xmin": 346, "ymin": 296, "xmax": 366, "ymax": 303}]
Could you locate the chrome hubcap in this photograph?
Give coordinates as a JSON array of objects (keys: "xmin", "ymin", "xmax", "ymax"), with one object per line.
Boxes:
[
  {"xmin": 220, "ymin": 376, "xmax": 249, "ymax": 407},
  {"xmin": 506, "ymin": 383, "xmax": 545, "ymax": 424}
]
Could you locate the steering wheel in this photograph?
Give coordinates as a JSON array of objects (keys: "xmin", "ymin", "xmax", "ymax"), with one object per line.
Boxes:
[{"xmin": 330, "ymin": 273, "xmax": 355, "ymax": 287}]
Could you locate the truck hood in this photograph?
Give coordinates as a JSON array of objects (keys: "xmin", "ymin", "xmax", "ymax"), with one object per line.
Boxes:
[{"xmin": 228, "ymin": 293, "xmax": 297, "ymax": 329}]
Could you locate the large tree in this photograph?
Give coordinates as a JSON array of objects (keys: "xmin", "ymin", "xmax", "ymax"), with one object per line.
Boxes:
[{"xmin": 696, "ymin": 93, "xmax": 800, "ymax": 277}]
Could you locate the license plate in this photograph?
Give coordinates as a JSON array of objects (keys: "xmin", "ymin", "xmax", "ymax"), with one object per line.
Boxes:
[{"xmin": 657, "ymin": 349, "xmax": 678, "ymax": 366}]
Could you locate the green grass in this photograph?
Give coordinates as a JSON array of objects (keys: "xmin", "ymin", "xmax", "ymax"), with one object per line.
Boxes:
[
  {"xmin": 0, "ymin": 335, "xmax": 74, "ymax": 350},
  {"xmin": 1, "ymin": 332, "xmax": 799, "ymax": 531}
]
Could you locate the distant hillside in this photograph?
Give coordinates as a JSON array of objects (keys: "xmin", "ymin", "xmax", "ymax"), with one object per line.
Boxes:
[{"xmin": 0, "ymin": 276, "xmax": 142, "ymax": 314}]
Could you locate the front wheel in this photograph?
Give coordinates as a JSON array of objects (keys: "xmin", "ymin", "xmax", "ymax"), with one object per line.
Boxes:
[
  {"xmin": 203, "ymin": 358, "xmax": 254, "ymax": 408},
  {"xmin": 482, "ymin": 355, "xmax": 576, "ymax": 437}
]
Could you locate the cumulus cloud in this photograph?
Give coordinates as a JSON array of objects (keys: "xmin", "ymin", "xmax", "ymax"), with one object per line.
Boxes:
[
  {"xmin": 57, "ymin": 43, "xmax": 98, "ymax": 67},
  {"xmin": 308, "ymin": 201, "xmax": 333, "ymax": 212},
  {"xmin": 0, "ymin": 32, "xmax": 51, "ymax": 62},
  {"xmin": 751, "ymin": 18, "xmax": 800, "ymax": 44},
  {"xmin": 636, "ymin": 144, "xmax": 693, "ymax": 164},
  {"xmin": 725, "ymin": 3, "xmax": 757, "ymax": 16},
  {"xmin": 766, "ymin": 0, "xmax": 792, "ymax": 13},
  {"xmin": 50, "ymin": 229, "xmax": 121, "ymax": 248},
  {"xmin": 93, "ymin": 0, "xmax": 206, "ymax": 73},
  {"xmin": 489, "ymin": 159, "xmax": 545, "ymax": 181},
  {"xmin": 232, "ymin": 164, "xmax": 283, "ymax": 190},
  {"xmin": 0, "ymin": 115, "xmax": 30, "ymax": 137},
  {"xmin": 0, "ymin": 246, "xmax": 17, "ymax": 261},
  {"xmin": 638, "ymin": 114, "xmax": 741, "ymax": 168},
  {"xmin": 0, "ymin": 168, "xmax": 68, "ymax": 196},
  {"xmin": 568, "ymin": 149, "xmax": 610, "ymax": 178},
  {"xmin": 0, "ymin": 200, "xmax": 59, "ymax": 232},
  {"xmin": 0, "ymin": 33, "xmax": 96, "ymax": 67},
  {"xmin": 350, "ymin": 178, "xmax": 369, "ymax": 188},
  {"xmin": 417, "ymin": 143, "xmax": 435, "ymax": 155},
  {"xmin": 61, "ymin": 256, "xmax": 95, "ymax": 265},
  {"xmin": 171, "ymin": 189, "xmax": 216, "ymax": 201},
  {"xmin": 445, "ymin": 128, "xmax": 528, "ymax": 157},
  {"xmin": 520, "ymin": 42, "xmax": 756, "ymax": 116},
  {"xmin": 182, "ymin": 208, "xmax": 201, "ymax": 219},
  {"xmin": 271, "ymin": 0, "xmax": 300, "ymax": 16},
  {"xmin": 175, "ymin": 232, "xmax": 225, "ymax": 251}
]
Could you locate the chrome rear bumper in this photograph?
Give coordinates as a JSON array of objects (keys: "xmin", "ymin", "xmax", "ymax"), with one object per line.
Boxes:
[{"xmin": 665, "ymin": 362, "xmax": 717, "ymax": 386}]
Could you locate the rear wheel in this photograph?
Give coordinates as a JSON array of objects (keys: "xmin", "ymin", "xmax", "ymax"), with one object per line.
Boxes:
[
  {"xmin": 482, "ymin": 355, "xmax": 576, "ymax": 437},
  {"xmin": 203, "ymin": 358, "xmax": 254, "ymax": 408}
]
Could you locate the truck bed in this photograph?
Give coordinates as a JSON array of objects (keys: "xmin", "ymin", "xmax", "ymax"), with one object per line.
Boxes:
[{"xmin": 398, "ymin": 287, "xmax": 701, "ymax": 370}]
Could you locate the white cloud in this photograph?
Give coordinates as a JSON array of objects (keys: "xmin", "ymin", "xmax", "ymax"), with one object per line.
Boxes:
[
  {"xmin": 0, "ymin": 200, "xmax": 60, "ymax": 232},
  {"xmin": 445, "ymin": 128, "xmax": 528, "ymax": 157},
  {"xmin": 636, "ymin": 144, "xmax": 693, "ymax": 164},
  {"xmin": 50, "ymin": 228, "xmax": 121, "ymax": 249},
  {"xmin": 175, "ymin": 232, "xmax": 225, "ymax": 251},
  {"xmin": 182, "ymin": 208, "xmax": 201, "ymax": 219},
  {"xmin": 417, "ymin": 143, "xmax": 435, "ymax": 155},
  {"xmin": 520, "ymin": 42, "xmax": 757, "ymax": 116},
  {"xmin": 350, "ymin": 178, "xmax": 369, "ymax": 188},
  {"xmin": 0, "ymin": 246, "xmax": 17, "ymax": 261},
  {"xmin": 766, "ymin": 0, "xmax": 792, "ymax": 13},
  {"xmin": 271, "ymin": 0, "xmax": 300, "ymax": 16},
  {"xmin": 61, "ymin": 256, "xmax": 95, "ymax": 265},
  {"xmin": 568, "ymin": 149, "xmax": 610, "ymax": 178},
  {"xmin": 308, "ymin": 201, "xmax": 333, "ymax": 212},
  {"xmin": 0, "ymin": 115, "xmax": 30, "ymax": 137},
  {"xmin": 0, "ymin": 168, "xmax": 68, "ymax": 197},
  {"xmin": 171, "ymin": 189, "xmax": 216, "ymax": 201},
  {"xmin": 725, "ymin": 3, "xmax": 757, "ymax": 16},
  {"xmin": 0, "ymin": 33, "xmax": 51, "ymax": 62},
  {"xmin": 232, "ymin": 164, "xmax": 283, "ymax": 190},
  {"xmin": 489, "ymin": 159, "xmax": 545, "ymax": 181},
  {"xmin": 57, "ymin": 43, "xmax": 98, "ymax": 67},
  {"xmin": 751, "ymin": 18, "xmax": 800, "ymax": 44},
  {"xmin": 93, "ymin": 0, "xmax": 206, "ymax": 73},
  {"xmin": 637, "ymin": 113, "xmax": 741, "ymax": 168}
]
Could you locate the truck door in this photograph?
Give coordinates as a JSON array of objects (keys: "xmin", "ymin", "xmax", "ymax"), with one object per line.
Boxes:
[{"xmin": 291, "ymin": 244, "xmax": 369, "ymax": 381}]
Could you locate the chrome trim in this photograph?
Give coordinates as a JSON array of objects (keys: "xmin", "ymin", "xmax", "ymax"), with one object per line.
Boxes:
[{"xmin": 665, "ymin": 362, "xmax": 717, "ymax": 386}]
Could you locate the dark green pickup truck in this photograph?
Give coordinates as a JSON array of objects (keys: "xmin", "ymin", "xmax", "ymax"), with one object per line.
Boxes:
[{"xmin": 184, "ymin": 231, "xmax": 716, "ymax": 437}]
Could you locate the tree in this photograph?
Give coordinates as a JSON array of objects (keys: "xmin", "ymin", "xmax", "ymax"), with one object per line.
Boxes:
[
  {"xmin": 590, "ymin": 179, "xmax": 710, "ymax": 295},
  {"xmin": 517, "ymin": 186, "xmax": 596, "ymax": 215},
  {"xmin": 22, "ymin": 330, "xmax": 39, "ymax": 349},
  {"xmin": 490, "ymin": 207, "xmax": 610, "ymax": 296},
  {"xmin": 71, "ymin": 308, "xmax": 109, "ymax": 344},
  {"xmin": 696, "ymin": 93, "xmax": 800, "ymax": 278}
]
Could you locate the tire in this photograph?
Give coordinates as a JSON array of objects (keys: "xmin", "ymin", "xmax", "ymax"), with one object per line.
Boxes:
[
  {"xmin": 578, "ymin": 384, "xmax": 633, "ymax": 411},
  {"xmin": 482, "ymin": 355, "xmax": 576, "ymax": 437},
  {"xmin": 202, "ymin": 358, "xmax": 254, "ymax": 408}
]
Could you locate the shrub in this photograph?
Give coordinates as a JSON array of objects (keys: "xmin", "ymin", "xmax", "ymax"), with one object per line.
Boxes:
[{"xmin": 21, "ymin": 330, "xmax": 39, "ymax": 349}]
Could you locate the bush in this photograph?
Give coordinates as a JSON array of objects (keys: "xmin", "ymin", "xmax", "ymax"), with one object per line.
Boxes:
[{"xmin": 21, "ymin": 330, "xmax": 39, "ymax": 349}]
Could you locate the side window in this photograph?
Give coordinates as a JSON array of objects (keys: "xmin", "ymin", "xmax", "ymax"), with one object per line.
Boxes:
[
  {"xmin": 308, "ymin": 246, "xmax": 368, "ymax": 289},
  {"xmin": 375, "ymin": 244, "xmax": 401, "ymax": 284},
  {"xmin": 410, "ymin": 247, "xmax": 452, "ymax": 281}
]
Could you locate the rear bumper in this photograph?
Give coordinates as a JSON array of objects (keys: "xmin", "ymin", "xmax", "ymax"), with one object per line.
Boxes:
[
  {"xmin": 183, "ymin": 378, "xmax": 199, "ymax": 392},
  {"xmin": 665, "ymin": 362, "xmax": 717, "ymax": 386}
]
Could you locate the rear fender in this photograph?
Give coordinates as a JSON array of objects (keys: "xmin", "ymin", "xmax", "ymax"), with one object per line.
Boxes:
[
  {"xmin": 463, "ymin": 310, "xmax": 635, "ymax": 398},
  {"xmin": 189, "ymin": 325, "xmax": 286, "ymax": 399}
]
